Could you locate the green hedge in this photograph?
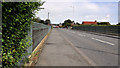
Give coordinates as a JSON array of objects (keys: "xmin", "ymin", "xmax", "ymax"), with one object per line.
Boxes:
[
  {"xmin": 73, "ymin": 24, "xmax": 120, "ymax": 26},
  {"xmin": 2, "ymin": 2, "xmax": 44, "ymax": 67},
  {"xmin": 72, "ymin": 25, "xmax": 120, "ymax": 35}
]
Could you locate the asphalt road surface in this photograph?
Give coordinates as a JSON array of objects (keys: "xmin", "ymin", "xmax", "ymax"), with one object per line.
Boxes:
[
  {"xmin": 36, "ymin": 28, "xmax": 118, "ymax": 66},
  {"xmin": 59, "ymin": 28, "xmax": 118, "ymax": 66}
]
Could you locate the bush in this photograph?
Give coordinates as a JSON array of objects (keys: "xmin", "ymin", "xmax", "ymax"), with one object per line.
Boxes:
[{"xmin": 2, "ymin": 2, "xmax": 44, "ymax": 67}]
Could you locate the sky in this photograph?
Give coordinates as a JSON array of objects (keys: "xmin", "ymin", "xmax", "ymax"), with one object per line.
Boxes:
[{"xmin": 35, "ymin": 0, "xmax": 119, "ymax": 24}]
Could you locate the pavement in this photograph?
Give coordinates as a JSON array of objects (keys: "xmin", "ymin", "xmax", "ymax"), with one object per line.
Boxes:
[
  {"xmin": 35, "ymin": 28, "xmax": 91, "ymax": 66},
  {"xmin": 35, "ymin": 28, "xmax": 118, "ymax": 66}
]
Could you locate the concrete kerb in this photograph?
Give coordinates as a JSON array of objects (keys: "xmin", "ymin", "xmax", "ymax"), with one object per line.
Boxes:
[{"xmin": 24, "ymin": 29, "xmax": 52, "ymax": 66}]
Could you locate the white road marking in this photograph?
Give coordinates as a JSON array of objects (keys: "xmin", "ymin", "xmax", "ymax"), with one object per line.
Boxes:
[
  {"xmin": 61, "ymin": 35, "xmax": 97, "ymax": 66},
  {"xmin": 91, "ymin": 38, "xmax": 115, "ymax": 46}
]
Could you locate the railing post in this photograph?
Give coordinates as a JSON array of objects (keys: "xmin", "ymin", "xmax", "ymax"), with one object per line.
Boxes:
[{"xmin": 27, "ymin": 23, "xmax": 33, "ymax": 55}]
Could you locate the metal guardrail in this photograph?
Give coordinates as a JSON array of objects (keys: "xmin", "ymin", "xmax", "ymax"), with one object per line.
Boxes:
[{"xmin": 72, "ymin": 26, "xmax": 120, "ymax": 36}]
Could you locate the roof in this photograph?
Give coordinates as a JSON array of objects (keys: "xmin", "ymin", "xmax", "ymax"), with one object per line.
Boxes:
[{"xmin": 82, "ymin": 21, "xmax": 97, "ymax": 25}]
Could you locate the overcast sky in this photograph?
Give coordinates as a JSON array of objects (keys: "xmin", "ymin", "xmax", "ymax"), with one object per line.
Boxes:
[{"xmin": 35, "ymin": 0, "xmax": 119, "ymax": 24}]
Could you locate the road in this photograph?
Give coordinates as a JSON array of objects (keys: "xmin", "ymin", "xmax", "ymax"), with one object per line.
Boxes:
[
  {"xmin": 36, "ymin": 28, "xmax": 118, "ymax": 66},
  {"xmin": 59, "ymin": 28, "xmax": 118, "ymax": 66}
]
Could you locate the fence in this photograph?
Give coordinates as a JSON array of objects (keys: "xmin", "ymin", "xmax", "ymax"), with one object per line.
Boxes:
[
  {"xmin": 72, "ymin": 25, "xmax": 120, "ymax": 35},
  {"xmin": 17, "ymin": 22, "xmax": 51, "ymax": 66},
  {"xmin": 32, "ymin": 22, "xmax": 51, "ymax": 51}
]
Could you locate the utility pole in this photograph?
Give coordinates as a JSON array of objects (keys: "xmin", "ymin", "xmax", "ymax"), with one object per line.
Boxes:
[{"xmin": 48, "ymin": 12, "xmax": 49, "ymax": 19}]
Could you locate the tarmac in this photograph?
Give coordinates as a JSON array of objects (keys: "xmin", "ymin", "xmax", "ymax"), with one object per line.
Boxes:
[{"xmin": 35, "ymin": 28, "xmax": 90, "ymax": 66}]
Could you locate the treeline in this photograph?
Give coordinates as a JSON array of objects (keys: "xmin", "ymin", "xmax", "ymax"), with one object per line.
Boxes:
[
  {"xmin": 32, "ymin": 17, "xmax": 51, "ymax": 25},
  {"xmin": 61, "ymin": 19, "xmax": 120, "ymax": 28}
]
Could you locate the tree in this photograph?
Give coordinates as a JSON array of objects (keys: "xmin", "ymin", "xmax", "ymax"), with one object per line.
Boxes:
[
  {"xmin": 62, "ymin": 19, "xmax": 72, "ymax": 27},
  {"xmin": 32, "ymin": 17, "xmax": 45, "ymax": 24},
  {"xmin": 117, "ymin": 22, "xmax": 120, "ymax": 25},
  {"xmin": 39, "ymin": 19, "xmax": 45, "ymax": 24},
  {"xmin": 45, "ymin": 19, "xmax": 51, "ymax": 25},
  {"xmin": 76, "ymin": 22, "xmax": 80, "ymax": 25},
  {"xmin": 33, "ymin": 17, "xmax": 41, "ymax": 22},
  {"xmin": 97, "ymin": 22, "xmax": 111, "ymax": 25}
]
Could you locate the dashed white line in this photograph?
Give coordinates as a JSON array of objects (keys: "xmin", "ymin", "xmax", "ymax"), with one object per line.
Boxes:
[
  {"xmin": 62, "ymin": 35, "xmax": 97, "ymax": 66},
  {"xmin": 91, "ymin": 38, "xmax": 115, "ymax": 46}
]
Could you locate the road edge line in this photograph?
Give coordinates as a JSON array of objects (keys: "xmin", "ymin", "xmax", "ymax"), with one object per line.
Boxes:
[{"xmin": 91, "ymin": 38, "xmax": 115, "ymax": 46}]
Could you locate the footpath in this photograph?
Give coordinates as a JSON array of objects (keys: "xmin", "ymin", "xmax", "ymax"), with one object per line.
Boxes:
[{"xmin": 35, "ymin": 28, "xmax": 90, "ymax": 66}]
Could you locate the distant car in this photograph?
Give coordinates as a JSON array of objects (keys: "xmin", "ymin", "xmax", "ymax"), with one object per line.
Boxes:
[
  {"xmin": 56, "ymin": 26, "xmax": 59, "ymax": 28},
  {"xmin": 52, "ymin": 25, "xmax": 56, "ymax": 28}
]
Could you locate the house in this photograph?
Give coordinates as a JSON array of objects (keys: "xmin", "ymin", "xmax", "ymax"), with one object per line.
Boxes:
[{"xmin": 82, "ymin": 20, "xmax": 97, "ymax": 25}]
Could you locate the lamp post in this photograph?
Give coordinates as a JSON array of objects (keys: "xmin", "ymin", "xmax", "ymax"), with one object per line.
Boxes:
[{"xmin": 48, "ymin": 12, "xmax": 50, "ymax": 19}]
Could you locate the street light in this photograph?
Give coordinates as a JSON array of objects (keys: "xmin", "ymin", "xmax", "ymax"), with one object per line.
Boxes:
[{"xmin": 48, "ymin": 12, "xmax": 50, "ymax": 19}]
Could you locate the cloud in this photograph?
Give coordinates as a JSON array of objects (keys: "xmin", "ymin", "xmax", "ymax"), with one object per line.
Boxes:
[
  {"xmin": 107, "ymin": 15, "xmax": 110, "ymax": 18},
  {"xmin": 36, "ymin": 1, "xmax": 118, "ymax": 24},
  {"xmin": 84, "ymin": 3, "xmax": 99, "ymax": 10},
  {"xmin": 101, "ymin": 19, "xmax": 109, "ymax": 22},
  {"xmin": 43, "ymin": 0, "xmax": 119, "ymax": 2},
  {"xmin": 43, "ymin": 0, "xmax": 89, "ymax": 2},
  {"xmin": 86, "ymin": 16, "xmax": 89, "ymax": 18}
]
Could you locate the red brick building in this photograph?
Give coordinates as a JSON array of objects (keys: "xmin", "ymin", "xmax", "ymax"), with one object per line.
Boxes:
[{"xmin": 82, "ymin": 20, "xmax": 97, "ymax": 25}]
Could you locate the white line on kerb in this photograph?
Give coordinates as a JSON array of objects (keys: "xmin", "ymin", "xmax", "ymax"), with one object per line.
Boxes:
[{"xmin": 91, "ymin": 38, "xmax": 115, "ymax": 46}]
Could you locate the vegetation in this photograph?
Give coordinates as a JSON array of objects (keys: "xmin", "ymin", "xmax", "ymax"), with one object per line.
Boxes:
[
  {"xmin": 117, "ymin": 22, "xmax": 120, "ymax": 25},
  {"xmin": 45, "ymin": 19, "xmax": 51, "ymax": 25},
  {"xmin": 72, "ymin": 25, "xmax": 120, "ymax": 35},
  {"xmin": 62, "ymin": 19, "xmax": 73, "ymax": 28},
  {"xmin": 76, "ymin": 22, "xmax": 80, "ymax": 25},
  {"xmin": 73, "ymin": 24, "xmax": 120, "ymax": 27},
  {"xmin": 32, "ymin": 17, "xmax": 45, "ymax": 24},
  {"xmin": 32, "ymin": 17, "xmax": 52, "ymax": 25},
  {"xmin": 97, "ymin": 22, "xmax": 110, "ymax": 25},
  {"xmin": 2, "ymin": 2, "xmax": 44, "ymax": 67}
]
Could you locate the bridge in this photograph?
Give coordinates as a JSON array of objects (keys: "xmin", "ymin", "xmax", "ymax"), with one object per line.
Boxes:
[{"xmin": 27, "ymin": 28, "xmax": 119, "ymax": 66}]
